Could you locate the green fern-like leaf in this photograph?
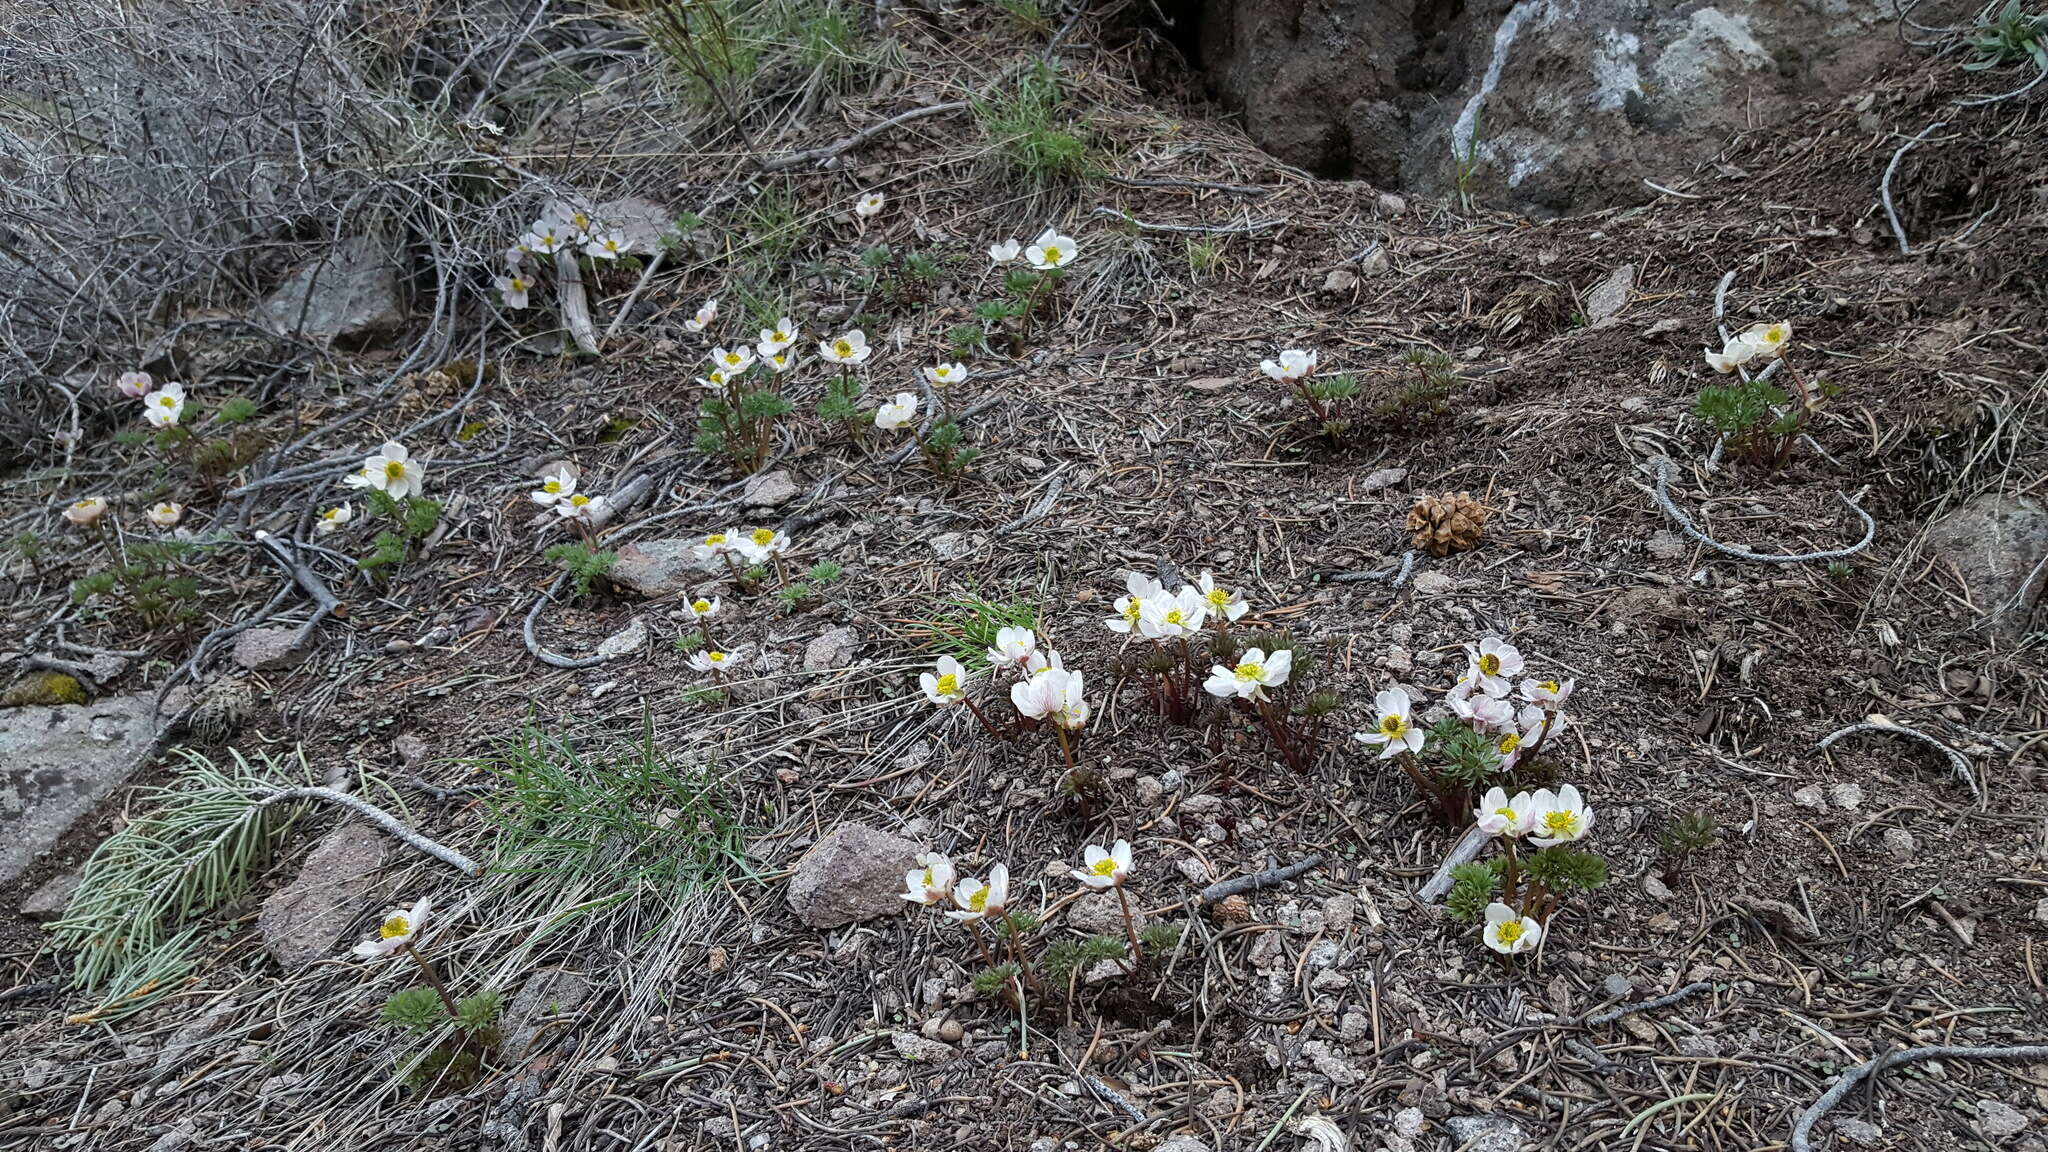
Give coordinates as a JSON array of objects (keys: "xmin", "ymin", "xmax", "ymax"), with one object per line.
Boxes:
[
  {"xmin": 383, "ymin": 986, "xmax": 448, "ymax": 1033},
  {"xmin": 1523, "ymin": 846, "xmax": 1608, "ymax": 893},
  {"xmin": 972, "ymin": 963, "xmax": 1021, "ymax": 996},
  {"xmin": 456, "ymin": 990, "xmax": 504, "ymax": 1034},
  {"xmin": 1445, "ymin": 860, "xmax": 1503, "ymax": 923}
]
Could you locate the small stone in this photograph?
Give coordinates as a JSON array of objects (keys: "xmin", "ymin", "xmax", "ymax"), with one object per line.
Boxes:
[
  {"xmin": 22, "ymin": 869, "xmax": 82, "ymax": 922},
  {"xmin": 257, "ymin": 824, "xmax": 396, "ymax": 968},
  {"xmin": 596, "ymin": 616, "xmax": 648, "ymax": 661},
  {"xmin": 1376, "ymin": 192, "xmax": 1408, "ymax": 215},
  {"xmin": 1882, "ymin": 827, "xmax": 1917, "ymax": 861},
  {"xmin": 1321, "ymin": 894, "xmax": 1357, "ymax": 934},
  {"xmin": 1186, "ymin": 376, "xmax": 1234, "ymax": 392},
  {"xmin": 890, "ymin": 1032, "xmax": 955, "ymax": 1063},
  {"xmin": 608, "ymin": 538, "xmax": 703, "ymax": 598},
  {"xmin": 1300, "ymin": 1039, "xmax": 1359, "ymax": 1085},
  {"xmin": 233, "ymin": 626, "xmax": 309, "ymax": 671},
  {"xmin": 1642, "ymin": 874, "xmax": 1673, "ymax": 901},
  {"xmin": 1384, "ymin": 645, "xmax": 1413, "ymax": 674},
  {"xmin": 2033, "ymin": 897, "xmax": 2048, "ymax": 924},
  {"xmin": 1358, "ymin": 467, "xmax": 1409, "ymax": 493},
  {"xmin": 1833, "ymin": 1118, "xmax": 1884, "ymax": 1148},
  {"xmin": 1584, "ymin": 263, "xmax": 1636, "ymax": 324},
  {"xmin": 1445, "ymin": 1115, "xmax": 1525, "ymax": 1152},
  {"xmin": 937, "ymin": 1019, "xmax": 964, "ymax": 1044},
  {"xmin": 1393, "ymin": 1107, "xmax": 1427, "ymax": 1138},
  {"xmin": 927, "ymin": 532, "xmax": 970, "ymax": 560},
  {"xmin": 1647, "ymin": 531, "xmax": 1687, "ymax": 560},
  {"xmin": 1977, "ymin": 1100, "xmax": 2029, "ymax": 1139},
  {"xmin": 498, "ymin": 969, "xmax": 591, "ymax": 1060},
  {"xmin": 803, "ymin": 627, "xmax": 859, "ymax": 671},
  {"xmin": 785, "ymin": 823, "xmax": 921, "ymax": 929},
  {"xmin": 1135, "ymin": 776, "xmax": 1164, "ymax": 806},
  {"xmin": 1793, "ymin": 785, "xmax": 1827, "ymax": 810},
  {"xmin": 742, "ymin": 470, "xmax": 799, "ymax": 507},
  {"xmin": 255, "ymin": 235, "xmax": 405, "ymax": 341},
  {"xmin": 1410, "ymin": 571, "xmax": 1456, "ymax": 597},
  {"xmin": 1322, "ymin": 268, "xmax": 1359, "ymax": 294},
  {"xmin": 1155, "ymin": 1136, "xmax": 1211, "ymax": 1152},
  {"xmin": 1068, "ymin": 891, "xmax": 1146, "ymax": 936},
  {"xmin": 1827, "ymin": 782, "xmax": 1864, "ymax": 811},
  {"xmin": 1602, "ymin": 974, "xmax": 1634, "ymax": 998}
]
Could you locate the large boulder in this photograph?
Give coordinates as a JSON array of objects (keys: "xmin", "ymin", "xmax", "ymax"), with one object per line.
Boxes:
[
  {"xmin": 785, "ymin": 823, "xmax": 921, "ymax": 929},
  {"xmin": 1172, "ymin": 0, "xmax": 1905, "ymax": 211},
  {"xmin": 256, "ymin": 823, "xmax": 396, "ymax": 968},
  {"xmin": 0, "ymin": 695, "xmax": 160, "ymax": 884}
]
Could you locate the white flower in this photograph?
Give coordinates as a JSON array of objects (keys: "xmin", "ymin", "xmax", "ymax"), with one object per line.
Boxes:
[
  {"xmin": 1356, "ymin": 687, "xmax": 1424, "ymax": 758},
  {"xmin": 547, "ymin": 201, "xmax": 598, "ymax": 240},
  {"xmin": 874, "ymin": 392, "xmax": 918, "ymax": 430},
  {"xmin": 1473, "ymin": 787, "xmax": 1536, "ymax": 838},
  {"xmin": 945, "ymin": 863, "xmax": 1009, "ymax": 923},
  {"xmin": 530, "ymin": 466, "xmax": 578, "ymax": 506},
  {"xmin": 1014, "ymin": 665, "xmax": 1088, "ymax": 729},
  {"xmin": 1448, "ymin": 676, "xmax": 1516, "ymax": 731},
  {"xmin": 1705, "ymin": 321, "xmax": 1792, "ymax": 373},
  {"xmin": 360, "ymin": 441, "xmax": 426, "ymax": 500},
  {"xmin": 684, "ymin": 298, "xmax": 719, "ymax": 333},
  {"xmin": 1025, "ymin": 227, "xmax": 1077, "ymax": 270},
  {"xmin": 710, "ymin": 345, "xmax": 756, "ymax": 375},
  {"xmin": 141, "ymin": 382, "xmax": 186, "ymax": 428},
  {"xmin": 353, "ymin": 897, "xmax": 432, "ymax": 959},
  {"xmin": 584, "ymin": 230, "xmax": 627, "ymax": 259},
  {"xmin": 495, "ymin": 273, "xmax": 532, "ymax": 309},
  {"xmin": 986, "ymin": 626, "xmax": 1038, "ymax": 669},
  {"xmin": 554, "ymin": 492, "xmax": 607, "ymax": 522},
  {"xmin": 1526, "ymin": 784, "xmax": 1594, "ymax": 847},
  {"xmin": 757, "ymin": 318, "xmax": 799, "ymax": 354},
  {"xmin": 1071, "ymin": 839, "xmax": 1133, "ymax": 889},
  {"xmin": 1137, "ymin": 588, "xmax": 1208, "ymax": 640},
  {"xmin": 924, "ymin": 363, "xmax": 968, "ymax": 387},
  {"xmin": 684, "ymin": 595, "xmax": 721, "ymax": 620},
  {"xmin": 693, "ymin": 530, "xmax": 737, "ymax": 561},
  {"xmin": 818, "ymin": 329, "xmax": 872, "ymax": 365},
  {"xmin": 903, "ymin": 852, "xmax": 957, "ymax": 905},
  {"xmin": 503, "ymin": 245, "xmax": 527, "ymax": 269},
  {"xmin": 1483, "ymin": 902, "xmax": 1541, "ymax": 955},
  {"xmin": 64, "ymin": 497, "xmax": 109, "ymax": 526},
  {"xmin": 1203, "ymin": 646, "xmax": 1293, "ymax": 701},
  {"xmin": 736, "ymin": 527, "xmax": 789, "ymax": 563},
  {"xmin": 316, "ymin": 504, "xmax": 353, "ymax": 535},
  {"xmin": 1494, "ymin": 705, "xmax": 1551, "ymax": 771},
  {"xmin": 763, "ymin": 349, "xmax": 795, "ymax": 374},
  {"xmin": 1193, "ymin": 571, "xmax": 1249, "ymax": 622},
  {"xmin": 988, "ymin": 238, "xmax": 1021, "ymax": 264},
  {"xmin": 1465, "ymin": 637, "xmax": 1525, "ymax": 696},
  {"xmin": 698, "ymin": 367, "xmax": 731, "ymax": 390},
  {"xmin": 146, "ymin": 501, "xmax": 183, "ymax": 528},
  {"xmin": 523, "ymin": 220, "xmax": 567, "ymax": 255},
  {"xmin": 920, "ymin": 655, "xmax": 969, "ymax": 705},
  {"xmin": 687, "ymin": 649, "xmax": 742, "ymax": 674},
  {"xmin": 854, "ymin": 192, "xmax": 886, "ymax": 218},
  {"xmin": 1519, "ymin": 677, "xmax": 1575, "ymax": 707},
  {"xmin": 1104, "ymin": 591, "xmax": 1147, "ymax": 634},
  {"xmin": 115, "ymin": 370, "xmax": 152, "ymax": 398},
  {"xmin": 1259, "ymin": 348, "xmax": 1318, "ymax": 382}
]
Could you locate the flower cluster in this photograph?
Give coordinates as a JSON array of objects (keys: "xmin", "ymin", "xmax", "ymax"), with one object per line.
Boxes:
[
  {"xmin": 499, "ymin": 199, "xmax": 630, "ymax": 310},
  {"xmin": 1254, "ymin": 346, "xmax": 1361, "ymax": 440},
  {"xmin": 1452, "ymin": 783, "xmax": 1605, "ymax": 956},
  {"xmin": 529, "ymin": 464, "xmax": 613, "ymax": 531},
  {"xmin": 336, "ymin": 440, "xmax": 441, "ymax": 574},
  {"xmin": 980, "ymin": 228, "xmax": 1080, "ymax": 354},
  {"xmin": 1704, "ymin": 321, "xmax": 1790, "ymax": 374}
]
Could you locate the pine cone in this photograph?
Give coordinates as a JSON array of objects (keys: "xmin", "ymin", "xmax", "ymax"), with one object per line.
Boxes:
[
  {"xmin": 1407, "ymin": 491, "xmax": 1488, "ymax": 556},
  {"xmin": 1211, "ymin": 894, "xmax": 1253, "ymax": 924}
]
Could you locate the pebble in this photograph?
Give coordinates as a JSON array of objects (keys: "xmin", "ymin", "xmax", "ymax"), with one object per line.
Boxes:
[
  {"xmin": 1602, "ymin": 974, "xmax": 1634, "ymax": 998},
  {"xmin": 1384, "ymin": 645, "xmax": 1413, "ymax": 674},
  {"xmin": 1793, "ymin": 785, "xmax": 1827, "ymax": 810},
  {"xmin": 1827, "ymin": 782, "xmax": 1865, "ymax": 810},
  {"xmin": 1410, "ymin": 571, "xmax": 1457, "ymax": 597},
  {"xmin": 1977, "ymin": 1100, "xmax": 2029, "ymax": 1139},
  {"xmin": 1882, "ymin": 827, "xmax": 1917, "ymax": 861}
]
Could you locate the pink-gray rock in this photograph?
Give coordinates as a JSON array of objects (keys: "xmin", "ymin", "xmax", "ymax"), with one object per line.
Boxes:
[
  {"xmin": 742, "ymin": 470, "xmax": 800, "ymax": 508},
  {"xmin": 608, "ymin": 538, "xmax": 704, "ymax": 598},
  {"xmin": 21, "ymin": 869, "xmax": 82, "ymax": 922},
  {"xmin": 0, "ymin": 694, "xmax": 161, "ymax": 885},
  {"xmin": 255, "ymin": 235, "xmax": 406, "ymax": 342},
  {"xmin": 233, "ymin": 626, "xmax": 308, "ymax": 671},
  {"xmin": 785, "ymin": 823, "xmax": 920, "ymax": 929},
  {"xmin": 1922, "ymin": 495, "xmax": 2048, "ymax": 638},
  {"xmin": 802, "ymin": 627, "xmax": 858, "ymax": 671},
  {"xmin": 256, "ymin": 823, "xmax": 396, "ymax": 968}
]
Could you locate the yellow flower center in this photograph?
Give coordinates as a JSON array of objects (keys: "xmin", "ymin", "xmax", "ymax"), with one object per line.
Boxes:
[
  {"xmin": 511, "ymin": 277, "xmax": 527, "ymax": 291},
  {"xmin": 569, "ymin": 494, "xmax": 589, "ymax": 507},
  {"xmin": 751, "ymin": 529, "xmax": 775, "ymax": 546},
  {"xmin": 708, "ymin": 652, "xmax": 726, "ymax": 664},
  {"xmin": 968, "ymin": 885, "xmax": 989, "ymax": 912},
  {"xmin": 1540, "ymin": 680, "xmax": 1560, "ymax": 694},
  {"xmin": 724, "ymin": 353, "xmax": 740, "ymax": 366},
  {"xmin": 1380, "ymin": 714, "xmax": 1407, "ymax": 737},
  {"xmin": 935, "ymin": 673, "xmax": 959, "ymax": 696},
  {"xmin": 383, "ymin": 460, "xmax": 407, "ymax": 480},
  {"xmin": 1496, "ymin": 919, "xmax": 1524, "ymax": 944},
  {"xmin": 157, "ymin": 396, "xmax": 175, "ymax": 408},
  {"xmin": 1498, "ymin": 733, "xmax": 1522, "ymax": 755},
  {"xmin": 705, "ymin": 533, "xmax": 726, "ymax": 546},
  {"xmin": 773, "ymin": 329, "xmax": 789, "ymax": 342},
  {"xmin": 1543, "ymin": 811, "xmax": 1578, "ymax": 837},
  {"xmin": 1206, "ymin": 588, "xmax": 1230, "ymax": 609},
  {"xmin": 378, "ymin": 915, "xmax": 411, "ymax": 939},
  {"xmin": 1043, "ymin": 246, "xmax": 1062, "ymax": 264},
  {"xmin": 920, "ymin": 866, "xmax": 935, "ymax": 886},
  {"xmin": 833, "ymin": 340, "xmax": 853, "ymax": 358},
  {"xmin": 692, "ymin": 599, "xmax": 711, "ymax": 613},
  {"xmin": 543, "ymin": 480, "xmax": 561, "ymax": 493},
  {"xmin": 1234, "ymin": 661, "xmax": 1263, "ymax": 681},
  {"xmin": 1478, "ymin": 653, "xmax": 1501, "ymax": 675},
  {"xmin": 1164, "ymin": 610, "xmax": 1184, "ymax": 626},
  {"xmin": 322, "ymin": 508, "xmax": 341, "ymax": 521},
  {"xmin": 1495, "ymin": 806, "xmax": 1517, "ymax": 823},
  {"xmin": 1121, "ymin": 601, "xmax": 1141, "ymax": 623}
]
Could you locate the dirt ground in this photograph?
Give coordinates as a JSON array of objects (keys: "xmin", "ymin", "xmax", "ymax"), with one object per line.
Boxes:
[{"xmin": 4, "ymin": 5, "xmax": 2048, "ymax": 1151}]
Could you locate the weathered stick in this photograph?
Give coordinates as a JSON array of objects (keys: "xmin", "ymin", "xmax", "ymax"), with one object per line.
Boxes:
[
  {"xmin": 1790, "ymin": 1043, "xmax": 2048, "ymax": 1152},
  {"xmin": 1816, "ymin": 720, "xmax": 1978, "ymax": 799},
  {"xmin": 1417, "ymin": 825, "xmax": 1490, "ymax": 903},
  {"xmin": 1199, "ymin": 855, "xmax": 1325, "ymax": 905},
  {"xmin": 1649, "ymin": 458, "xmax": 1876, "ymax": 564}
]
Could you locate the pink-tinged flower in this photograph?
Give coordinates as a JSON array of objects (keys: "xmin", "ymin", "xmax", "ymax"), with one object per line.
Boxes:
[
  {"xmin": 353, "ymin": 897, "xmax": 432, "ymax": 959},
  {"xmin": 902, "ymin": 852, "xmax": 957, "ymax": 905},
  {"xmin": 985, "ymin": 626, "xmax": 1038, "ymax": 669},
  {"xmin": 1448, "ymin": 676, "xmax": 1516, "ymax": 730},
  {"xmin": 1519, "ymin": 677, "xmax": 1574, "ymax": 707},
  {"xmin": 64, "ymin": 497, "xmax": 109, "ymax": 526},
  {"xmin": 945, "ymin": 863, "xmax": 1009, "ymax": 923},
  {"xmin": 1473, "ymin": 787, "xmax": 1536, "ymax": 838},
  {"xmin": 1526, "ymin": 784, "xmax": 1594, "ymax": 847},
  {"xmin": 1464, "ymin": 636, "xmax": 1524, "ymax": 696},
  {"xmin": 1259, "ymin": 348, "xmax": 1317, "ymax": 382},
  {"xmin": 115, "ymin": 371, "xmax": 153, "ymax": 398}
]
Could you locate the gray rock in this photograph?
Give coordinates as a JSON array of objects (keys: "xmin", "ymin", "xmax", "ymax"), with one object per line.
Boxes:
[
  {"xmin": 1833, "ymin": 1118, "xmax": 1884, "ymax": 1148},
  {"xmin": 1584, "ymin": 264, "xmax": 1636, "ymax": 323},
  {"xmin": 594, "ymin": 196, "xmax": 678, "ymax": 255},
  {"xmin": 1358, "ymin": 467, "xmax": 1409, "ymax": 494},
  {"xmin": 256, "ymin": 235, "xmax": 406, "ymax": 342},
  {"xmin": 785, "ymin": 824, "xmax": 920, "ymax": 929},
  {"xmin": 1922, "ymin": 495, "xmax": 2048, "ymax": 638},
  {"xmin": 1882, "ymin": 827, "xmax": 1917, "ymax": 861},
  {"xmin": 596, "ymin": 617, "xmax": 648, "ymax": 661},
  {"xmin": 233, "ymin": 626, "xmax": 309, "ymax": 671},
  {"xmin": 1647, "ymin": 530, "xmax": 1688, "ymax": 560},
  {"xmin": 0, "ymin": 695, "xmax": 160, "ymax": 884},
  {"xmin": 1067, "ymin": 890, "xmax": 1147, "ymax": 936},
  {"xmin": 1410, "ymin": 570, "xmax": 1457, "ymax": 597},
  {"xmin": 1445, "ymin": 1114, "xmax": 1526, "ymax": 1152},
  {"xmin": 742, "ymin": 470, "xmax": 799, "ymax": 508},
  {"xmin": 1154, "ymin": 1139, "xmax": 1211, "ymax": 1152},
  {"xmin": 256, "ymin": 823, "xmax": 395, "ymax": 968},
  {"xmin": 1393, "ymin": 1107, "xmax": 1427, "ymax": 1138},
  {"xmin": 498, "ymin": 969, "xmax": 591, "ymax": 1060},
  {"xmin": 1793, "ymin": 784, "xmax": 1827, "ymax": 810},
  {"xmin": 1977, "ymin": 1100, "xmax": 2029, "ymax": 1139},
  {"xmin": 1827, "ymin": 782, "xmax": 1865, "ymax": 811},
  {"xmin": 21, "ymin": 869, "xmax": 81, "ymax": 922},
  {"xmin": 1602, "ymin": 973, "xmax": 1634, "ymax": 998},
  {"xmin": 803, "ymin": 627, "xmax": 858, "ymax": 672},
  {"xmin": 889, "ymin": 1031, "xmax": 955, "ymax": 1063},
  {"xmin": 608, "ymin": 538, "xmax": 704, "ymax": 597}
]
